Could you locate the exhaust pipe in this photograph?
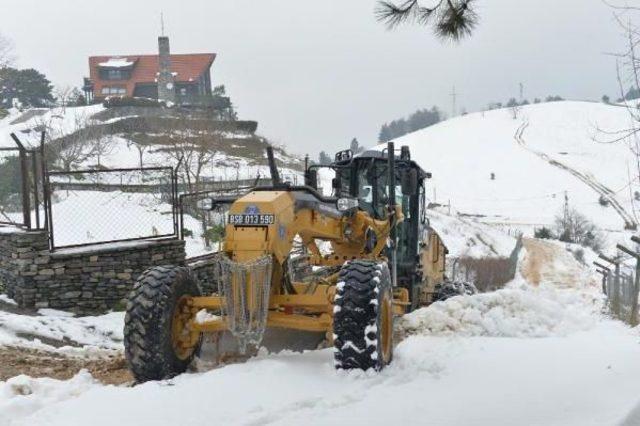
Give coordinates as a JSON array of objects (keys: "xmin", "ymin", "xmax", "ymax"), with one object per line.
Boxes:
[{"xmin": 266, "ymin": 146, "xmax": 281, "ymax": 186}]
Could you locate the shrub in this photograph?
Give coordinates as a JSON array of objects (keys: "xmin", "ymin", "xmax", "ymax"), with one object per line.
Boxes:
[
  {"xmin": 598, "ymin": 195, "xmax": 610, "ymax": 207},
  {"xmin": 103, "ymin": 96, "xmax": 165, "ymax": 108},
  {"xmin": 554, "ymin": 208, "xmax": 605, "ymax": 252},
  {"xmin": 534, "ymin": 227, "xmax": 553, "ymax": 239},
  {"xmin": 453, "ymin": 257, "xmax": 514, "ymax": 292}
]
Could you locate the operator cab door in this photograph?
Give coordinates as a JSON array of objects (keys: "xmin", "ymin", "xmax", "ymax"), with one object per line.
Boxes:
[{"xmin": 351, "ymin": 160, "xmax": 422, "ymax": 288}]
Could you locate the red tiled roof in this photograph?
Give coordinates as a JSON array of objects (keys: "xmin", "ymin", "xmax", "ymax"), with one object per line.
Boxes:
[{"xmin": 88, "ymin": 53, "xmax": 216, "ymax": 97}]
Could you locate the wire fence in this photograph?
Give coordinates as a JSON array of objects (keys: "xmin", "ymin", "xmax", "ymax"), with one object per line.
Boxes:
[
  {"xmin": 596, "ymin": 240, "xmax": 640, "ymax": 326},
  {"xmin": 603, "ymin": 270, "xmax": 638, "ymax": 325},
  {"xmin": 46, "ymin": 167, "xmax": 178, "ymax": 249},
  {"xmin": 0, "ymin": 133, "xmax": 45, "ymax": 230},
  {"xmin": 0, "ymin": 148, "xmax": 24, "ymax": 226}
]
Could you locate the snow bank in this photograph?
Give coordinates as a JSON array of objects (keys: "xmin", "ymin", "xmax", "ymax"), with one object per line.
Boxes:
[
  {"xmin": 398, "ymin": 281, "xmax": 604, "ymax": 339},
  {"xmin": 428, "ymin": 208, "xmax": 517, "ymax": 258},
  {"xmin": 0, "ymin": 309, "xmax": 124, "ymax": 354},
  {"xmin": 0, "ymin": 370, "xmax": 98, "ymax": 425}
]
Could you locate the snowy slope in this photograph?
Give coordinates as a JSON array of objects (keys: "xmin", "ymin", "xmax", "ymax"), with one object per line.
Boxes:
[{"xmin": 385, "ymin": 101, "xmax": 637, "ymax": 235}]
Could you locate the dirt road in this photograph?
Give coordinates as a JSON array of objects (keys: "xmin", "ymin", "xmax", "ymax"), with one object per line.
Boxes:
[{"xmin": 520, "ymin": 237, "xmax": 596, "ymax": 288}]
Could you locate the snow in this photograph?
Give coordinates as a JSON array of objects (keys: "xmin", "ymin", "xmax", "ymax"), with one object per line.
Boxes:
[
  {"xmin": 384, "ymin": 101, "xmax": 639, "ymax": 236},
  {"xmin": 0, "ymin": 370, "xmax": 98, "ymax": 425},
  {"xmin": 398, "ymin": 279, "xmax": 603, "ymax": 338},
  {"xmin": 98, "ymin": 58, "xmax": 134, "ymax": 68},
  {"xmin": 4, "ymin": 237, "xmax": 640, "ymax": 426},
  {"xmin": 428, "ymin": 207, "xmax": 518, "ymax": 258},
  {"xmin": 0, "ymin": 309, "xmax": 124, "ymax": 354},
  {"xmin": 0, "ymin": 105, "xmax": 105, "ymax": 149}
]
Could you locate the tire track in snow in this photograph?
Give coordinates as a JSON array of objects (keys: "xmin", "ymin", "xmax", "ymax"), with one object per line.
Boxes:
[{"xmin": 514, "ymin": 121, "xmax": 637, "ymax": 230}]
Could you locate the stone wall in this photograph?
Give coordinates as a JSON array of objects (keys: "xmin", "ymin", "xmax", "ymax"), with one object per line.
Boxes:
[
  {"xmin": 0, "ymin": 227, "xmax": 185, "ymax": 313},
  {"xmin": 190, "ymin": 255, "xmax": 222, "ymax": 296}
]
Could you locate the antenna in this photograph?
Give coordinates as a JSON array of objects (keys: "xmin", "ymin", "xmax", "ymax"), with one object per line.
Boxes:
[{"xmin": 160, "ymin": 12, "xmax": 165, "ymax": 36}]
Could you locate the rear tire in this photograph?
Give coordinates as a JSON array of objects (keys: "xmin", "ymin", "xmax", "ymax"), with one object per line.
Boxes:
[
  {"xmin": 333, "ymin": 260, "xmax": 393, "ymax": 371},
  {"xmin": 433, "ymin": 280, "xmax": 478, "ymax": 302},
  {"xmin": 124, "ymin": 265, "xmax": 202, "ymax": 382}
]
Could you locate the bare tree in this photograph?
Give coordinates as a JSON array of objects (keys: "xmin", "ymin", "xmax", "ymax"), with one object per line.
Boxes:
[
  {"xmin": 40, "ymin": 113, "xmax": 106, "ymax": 171},
  {"xmin": 0, "ymin": 33, "xmax": 15, "ymax": 68},
  {"xmin": 375, "ymin": 0, "xmax": 478, "ymax": 40},
  {"xmin": 126, "ymin": 140, "xmax": 150, "ymax": 169},
  {"xmin": 554, "ymin": 207, "xmax": 605, "ymax": 252}
]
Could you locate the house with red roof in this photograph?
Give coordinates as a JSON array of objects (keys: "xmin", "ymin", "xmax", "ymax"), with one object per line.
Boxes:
[{"xmin": 83, "ymin": 36, "xmax": 215, "ymax": 105}]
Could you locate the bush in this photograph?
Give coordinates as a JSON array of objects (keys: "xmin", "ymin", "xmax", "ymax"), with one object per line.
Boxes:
[
  {"xmin": 103, "ymin": 96, "xmax": 165, "ymax": 108},
  {"xmin": 454, "ymin": 257, "xmax": 514, "ymax": 292},
  {"xmin": 554, "ymin": 208, "xmax": 605, "ymax": 252},
  {"xmin": 534, "ymin": 227, "xmax": 553, "ymax": 239},
  {"xmin": 598, "ymin": 195, "xmax": 610, "ymax": 207}
]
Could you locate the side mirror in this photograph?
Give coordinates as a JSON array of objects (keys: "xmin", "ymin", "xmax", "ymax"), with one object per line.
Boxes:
[
  {"xmin": 401, "ymin": 169, "xmax": 418, "ymax": 196},
  {"xmin": 305, "ymin": 169, "xmax": 318, "ymax": 189}
]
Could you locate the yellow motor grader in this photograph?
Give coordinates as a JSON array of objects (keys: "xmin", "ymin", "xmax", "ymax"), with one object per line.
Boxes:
[{"xmin": 123, "ymin": 142, "xmax": 452, "ymax": 382}]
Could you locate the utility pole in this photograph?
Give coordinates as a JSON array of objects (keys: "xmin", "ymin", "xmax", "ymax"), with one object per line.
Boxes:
[
  {"xmin": 519, "ymin": 82, "xmax": 524, "ymax": 102},
  {"xmin": 562, "ymin": 191, "xmax": 569, "ymax": 231},
  {"xmin": 450, "ymin": 86, "xmax": 458, "ymax": 117}
]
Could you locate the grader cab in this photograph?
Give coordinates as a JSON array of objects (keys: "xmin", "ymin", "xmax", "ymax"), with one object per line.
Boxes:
[{"xmin": 123, "ymin": 142, "xmax": 453, "ymax": 382}]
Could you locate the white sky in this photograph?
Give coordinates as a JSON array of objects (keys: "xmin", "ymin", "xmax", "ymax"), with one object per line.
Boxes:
[{"xmin": 0, "ymin": 0, "xmax": 628, "ymax": 157}]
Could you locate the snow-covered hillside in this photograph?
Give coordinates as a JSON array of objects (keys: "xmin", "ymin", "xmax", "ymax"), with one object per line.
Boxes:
[
  {"xmin": 0, "ymin": 105, "xmax": 304, "ymax": 181},
  {"xmin": 386, "ymin": 101, "xmax": 639, "ymax": 247}
]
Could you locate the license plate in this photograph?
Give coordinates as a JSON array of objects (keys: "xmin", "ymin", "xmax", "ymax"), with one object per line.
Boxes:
[{"xmin": 228, "ymin": 214, "xmax": 275, "ymax": 226}]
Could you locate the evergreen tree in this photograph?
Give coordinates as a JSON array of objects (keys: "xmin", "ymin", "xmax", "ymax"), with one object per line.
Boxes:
[
  {"xmin": 350, "ymin": 137, "xmax": 364, "ymax": 154},
  {"xmin": 602, "ymin": 95, "xmax": 610, "ymax": 104},
  {"xmin": 0, "ymin": 67, "xmax": 54, "ymax": 108},
  {"xmin": 318, "ymin": 151, "xmax": 332, "ymax": 165},
  {"xmin": 506, "ymin": 98, "xmax": 519, "ymax": 108}
]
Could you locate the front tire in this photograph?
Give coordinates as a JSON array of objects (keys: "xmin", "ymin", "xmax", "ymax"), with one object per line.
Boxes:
[
  {"xmin": 124, "ymin": 265, "xmax": 202, "ymax": 382},
  {"xmin": 333, "ymin": 260, "xmax": 393, "ymax": 371}
]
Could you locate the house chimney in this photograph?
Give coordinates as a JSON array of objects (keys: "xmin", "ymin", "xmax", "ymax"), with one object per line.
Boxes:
[{"xmin": 157, "ymin": 36, "xmax": 175, "ymax": 104}]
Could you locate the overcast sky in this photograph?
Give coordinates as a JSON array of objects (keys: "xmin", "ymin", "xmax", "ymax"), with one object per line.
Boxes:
[{"xmin": 0, "ymin": 0, "xmax": 627, "ymax": 157}]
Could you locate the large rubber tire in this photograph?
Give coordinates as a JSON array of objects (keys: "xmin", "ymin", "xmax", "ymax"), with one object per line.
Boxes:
[
  {"xmin": 124, "ymin": 265, "xmax": 202, "ymax": 382},
  {"xmin": 333, "ymin": 260, "xmax": 393, "ymax": 371},
  {"xmin": 433, "ymin": 281, "xmax": 478, "ymax": 302}
]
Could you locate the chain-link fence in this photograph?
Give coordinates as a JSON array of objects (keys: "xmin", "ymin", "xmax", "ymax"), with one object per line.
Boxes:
[
  {"xmin": 597, "ymin": 243, "xmax": 640, "ymax": 326},
  {"xmin": 603, "ymin": 269, "xmax": 638, "ymax": 325},
  {"xmin": 0, "ymin": 133, "xmax": 45, "ymax": 230},
  {"xmin": 0, "ymin": 148, "xmax": 24, "ymax": 226},
  {"xmin": 46, "ymin": 167, "xmax": 178, "ymax": 249}
]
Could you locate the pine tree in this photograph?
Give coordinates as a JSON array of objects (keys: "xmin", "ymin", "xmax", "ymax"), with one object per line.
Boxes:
[{"xmin": 0, "ymin": 67, "xmax": 54, "ymax": 108}]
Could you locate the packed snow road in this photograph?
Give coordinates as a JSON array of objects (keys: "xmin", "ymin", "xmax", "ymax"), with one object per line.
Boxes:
[{"xmin": 3, "ymin": 239, "xmax": 640, "ymax": 426}]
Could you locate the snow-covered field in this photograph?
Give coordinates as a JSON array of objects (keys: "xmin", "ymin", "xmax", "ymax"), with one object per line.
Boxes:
[{"xmin": 384, "ymin": 101, "xmax": 640, "ymax": 252}]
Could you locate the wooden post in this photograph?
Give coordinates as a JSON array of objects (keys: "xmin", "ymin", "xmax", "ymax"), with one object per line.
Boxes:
[
  {"xmin": 618, "ymin": 243, "xmax": 640, "ymax": 326},
  {"xmin": 600, "ymin": 254, "xmax": 621, "ymax": 318},
  {"xmin": 11, "ymin": 133, "xmax": 31, "ymax": 229}
]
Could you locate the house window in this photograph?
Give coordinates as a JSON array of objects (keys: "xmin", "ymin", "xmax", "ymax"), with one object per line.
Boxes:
[
  {"xmin": 100, "ymin": 69, "xmax": 131, "ymax": 80},
  {"xmin": 101, "ymin": 86, "xmax": 126, "ymax": 96},
  {"xmin": 180, "ymin": 88, "xmax": 187, "ymax": 96}
]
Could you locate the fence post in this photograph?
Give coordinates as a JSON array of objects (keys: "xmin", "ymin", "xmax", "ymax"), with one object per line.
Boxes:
[
  {"xmin": 600, "ymin": 254, "xmax": 621, "ymax": 319},
  {"xmin": 10, "ymin": 133, "xmax": 31, "ymax": 229}
]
